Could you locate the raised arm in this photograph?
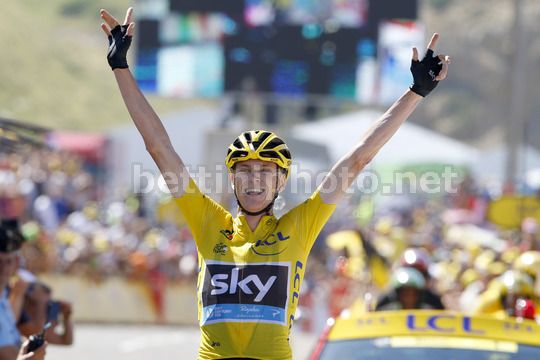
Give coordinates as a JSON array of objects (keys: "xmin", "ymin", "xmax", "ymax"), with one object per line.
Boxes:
[
  {"xmin": 319, "ymin": 33, "xmax": 451, "ymax": 205},
  {"xmin": 100, "ymin": 8, "xmax": 190, "ymax": 197}
]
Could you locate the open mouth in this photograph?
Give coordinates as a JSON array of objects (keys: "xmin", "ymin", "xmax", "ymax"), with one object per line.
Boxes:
[{"xmin": 245, "ymin": 189, "xmax": 265, "ymax": 195}]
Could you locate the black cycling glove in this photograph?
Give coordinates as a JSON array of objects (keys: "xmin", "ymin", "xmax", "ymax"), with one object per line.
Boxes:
[
  {"xmin": 410, "ymin": 49, "xmax": 443, "ymax": 97},
  {"xmin": 107, "ymin": 25, "xmax": 131, "ymax": 70}
]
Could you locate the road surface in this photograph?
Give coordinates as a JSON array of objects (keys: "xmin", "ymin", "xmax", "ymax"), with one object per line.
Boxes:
[{"xmin": 47, "ymin": 324, "xmax": 318, "ymax": 359}]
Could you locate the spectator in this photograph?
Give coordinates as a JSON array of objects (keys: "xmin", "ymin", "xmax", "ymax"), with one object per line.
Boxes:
[
  {"xmin": 375, "ymin": 267, "xmax": 435, "ymax": 311},
  {"xmin": 377, "ymin": 248, "xmax": 444, "ymax": 310},
  {"xmin": 0, "ymin": 226, "xmax": 46, "ymax": 359},
  {"xmin": 17, "ymin": 283, "xmax": 73, "ymax": 346}
]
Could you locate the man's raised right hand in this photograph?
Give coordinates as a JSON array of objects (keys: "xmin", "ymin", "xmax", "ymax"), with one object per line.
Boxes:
[{"xmin": 100, "ymin": 8, "xmax": 135, "ymax": 70}]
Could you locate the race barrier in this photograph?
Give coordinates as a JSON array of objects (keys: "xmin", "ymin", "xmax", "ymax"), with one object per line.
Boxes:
[{"xmin": 40, "ymin": 275, "xmax": 198, "ymax": 325}]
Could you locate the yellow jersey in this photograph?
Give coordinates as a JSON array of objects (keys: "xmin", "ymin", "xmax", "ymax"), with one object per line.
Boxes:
[{"xmin": 175, "ymin": 178, "xmax": 336, "ymax": 360}]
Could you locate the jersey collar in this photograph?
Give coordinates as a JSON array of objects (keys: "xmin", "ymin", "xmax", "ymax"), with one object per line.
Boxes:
[{"xmin": 233, "ymin": 214, "xmax": 277, "ymax": 244}]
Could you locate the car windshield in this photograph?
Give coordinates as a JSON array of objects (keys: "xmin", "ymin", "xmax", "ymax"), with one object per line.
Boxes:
[{"xmin": 318, "ymin": 337, "xmax": 540, "ymax": 360}]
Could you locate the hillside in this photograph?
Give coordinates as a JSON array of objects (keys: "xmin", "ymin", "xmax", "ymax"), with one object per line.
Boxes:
[
  {"xmin": 1, "ymin": 0, "xmax": 539, "ymax": 149},
  {"xmin": 420, "ymin": 0, "xmax": 540, "ymax": 149},
  {"xmin": 0, "ymin": 0, "xmax": 212, "ymax": 131}
]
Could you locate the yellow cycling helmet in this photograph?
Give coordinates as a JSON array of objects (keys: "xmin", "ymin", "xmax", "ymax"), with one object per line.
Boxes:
[
  {"xmin": 513, "ymin": 251, "xmax": 540, "ymax": 280},
  {"xmin": 460, "ymin": 268, "xmax": 480, "ymax": 288},
  {"xmin": 501, "ymin": 246, "xmax": 521, "ymax": 265},
  {"xmin": 225, "ymin": 130, "xmax": 292, "ymax": 176},
  {"xmin": 499, "ymin": 270, "xmax": 534, "ymax": 297},
  {"xmin": 487, "ymin": 261, "xmax": 507, "ymax": 277}
]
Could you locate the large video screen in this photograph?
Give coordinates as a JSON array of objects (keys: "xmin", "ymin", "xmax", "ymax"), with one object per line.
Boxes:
[
  {"xmin": 244, "ymin": 0, "xmax": 368, "ymax": 27},
  {"xmin": 224, "ymin": 25, "xmax": 377, "ymax": 99},
  {"xmin": 134, "ymin": 12, "xmax": 233, "ymax": 97},
  {"xmin": 133, "ymin": 0, "xmax": 419, "ymax": 102}
]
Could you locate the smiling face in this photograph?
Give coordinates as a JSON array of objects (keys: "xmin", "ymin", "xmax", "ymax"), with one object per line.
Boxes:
[{"xmin": 230, "ymin": 159, "xmax": 286, "ymax": 214}]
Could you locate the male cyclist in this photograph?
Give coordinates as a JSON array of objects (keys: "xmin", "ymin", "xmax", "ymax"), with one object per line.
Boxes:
[{"xmin": 100, "ymin": 7, "xmax": 450, "ymax": 360}]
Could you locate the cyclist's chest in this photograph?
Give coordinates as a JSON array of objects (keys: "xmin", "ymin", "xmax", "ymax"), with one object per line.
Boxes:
[
  {"xmin": 200, "ymin": 220, "xmax": 300, "ymax": 263},
  {"xmin": 198, "ymin": 221, "xmax": 307, "ymax": 328}
]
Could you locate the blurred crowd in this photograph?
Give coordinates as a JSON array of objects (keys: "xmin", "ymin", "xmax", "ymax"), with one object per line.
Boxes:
[
  {"xmin": 0, "ymin": 147, "xmax": 199, "ymax": 358},
  {"xmin": 0, "ymin": 148, "xmax": 198, "ymax": 282},
  {"xmin": 297, "ymin": 176, "xmax": 540, "ymax": 327}
]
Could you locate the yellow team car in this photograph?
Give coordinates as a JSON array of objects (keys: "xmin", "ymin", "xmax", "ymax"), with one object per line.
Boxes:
[{"xmin": 309, "ymin": 310, "xmax": 540, "ymax": 359}]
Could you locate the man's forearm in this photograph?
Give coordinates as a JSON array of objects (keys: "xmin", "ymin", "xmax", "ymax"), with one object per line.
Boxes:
[
  {"xmin": 319, "ymin": 33, "xmax": 449, "ymax": 205},
  {"xmin": 45, "ymin": 325, "xmax": 73, "ymax": 346},
  {"xmin": 113, "ymin": 69, "xmax": 173, "ymax": 153},
  {"xmin": 319, "ymin": 89, "xmax": 422, "ymax": 204},
  {"xmin": 112, "ymin": 68, "xmax": 189, "ymax": 197},
  {"xmin": 350, "ymin": 89, "xmax": 422, "ymax": 171},
  {"xmin": 60, "ymin": 316, "xmax": 73, "ymax": 345}
]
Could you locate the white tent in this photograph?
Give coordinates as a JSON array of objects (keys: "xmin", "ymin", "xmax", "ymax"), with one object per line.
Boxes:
[
  {"xmin": 106, "ymin": 106, "xmax": 221, "ymax": 195},
  {"xmin": 292, "ymin": 110, "xmax": 480, "ymax": 166},
  {"xmin": 472, "ymin": 145, "xmax": 540, "ymax": 184}
]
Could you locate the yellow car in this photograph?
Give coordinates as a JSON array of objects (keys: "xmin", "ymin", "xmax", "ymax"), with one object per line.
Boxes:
[{"xmin": 310, "ymin": 310, "xmax": 540, "ymax": 359}]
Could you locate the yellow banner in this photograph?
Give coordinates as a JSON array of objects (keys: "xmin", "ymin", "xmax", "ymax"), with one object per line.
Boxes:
[
  {"xmin": 329, "ymin": 311, "xmax": 540, "ymax": 347},
  {"xmin": 487, "ymin": 196, "xmax": 540, "ymax": 229}
]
